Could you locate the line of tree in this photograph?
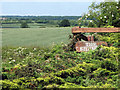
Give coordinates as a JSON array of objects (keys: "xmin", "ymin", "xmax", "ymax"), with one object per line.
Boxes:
[{"xmin": 1, "ymin": 16, "xmax": 81, "ymax": 21}]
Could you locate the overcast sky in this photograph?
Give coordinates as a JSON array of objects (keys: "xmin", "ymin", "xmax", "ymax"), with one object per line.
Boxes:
[{"xmin": 0, "ymin": 0, "xmax": 119, "ymax": 16}]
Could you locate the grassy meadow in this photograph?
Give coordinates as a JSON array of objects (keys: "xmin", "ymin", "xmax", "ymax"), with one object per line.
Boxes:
[{"xmin": 2, "ymin": 27, "xmax": 72, "ymax": 47}]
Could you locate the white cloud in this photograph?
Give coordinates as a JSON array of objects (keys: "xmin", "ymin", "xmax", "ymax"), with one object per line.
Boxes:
[{"xmin": 0, "ymin": 0, "xmax": 118, "ymax": 2}]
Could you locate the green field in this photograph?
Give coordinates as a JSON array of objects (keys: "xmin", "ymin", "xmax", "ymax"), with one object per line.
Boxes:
[
  {"xmin": 1, "ymin": 23, "xmax": 20, "ymax": 28},
  {"xmin": 1, "ymin": 23, "xmax": 58, "ymax": 28},
  {"xmin": 2, "ymin": 27, "xmax": 72, "ymax": 47}
]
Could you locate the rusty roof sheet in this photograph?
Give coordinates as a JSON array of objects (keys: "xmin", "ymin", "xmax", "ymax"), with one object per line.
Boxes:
[{"xmin": 72, "ymin": 27, "xmax": 120, "ymax": 33}]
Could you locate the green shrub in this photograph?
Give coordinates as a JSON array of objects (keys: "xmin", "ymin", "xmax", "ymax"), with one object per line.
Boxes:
[
  {"xmin": 2, "ymin": 80, "xmax": 20, "ymax": 89},
  {"xmin": 59, "ymin": 19, "xmax": 70, "ymax": 27},
  {"xmin": 2, "ymin": 43, "xmax": 119, "ymax": 88},
  {"xmin": 20, "ymin": 22, "xmax": 29, "ymax": 28}
]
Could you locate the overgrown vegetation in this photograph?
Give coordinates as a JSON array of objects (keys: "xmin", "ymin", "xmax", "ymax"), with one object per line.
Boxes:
[{"xmin": 1, "ymin": 46, "xmax": 119, "ymax": 89}]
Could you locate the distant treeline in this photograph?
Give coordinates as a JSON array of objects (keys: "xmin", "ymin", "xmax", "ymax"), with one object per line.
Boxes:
[
  {"xmin": 1, "ymin": 16, "xmax": 92, "ymax": 27},
  {"xmin": 1, "ymin": 16, "xmax": 83, "ymax": 27},
  {"xmin": 1, "ymin": 16, "xmax": 82, "ymax": 20}
]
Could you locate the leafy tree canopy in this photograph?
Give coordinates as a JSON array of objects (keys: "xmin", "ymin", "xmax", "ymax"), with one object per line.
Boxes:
[{"xmin": 79, "ymin": 0, "xmax": 120, "ymax": 27}]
